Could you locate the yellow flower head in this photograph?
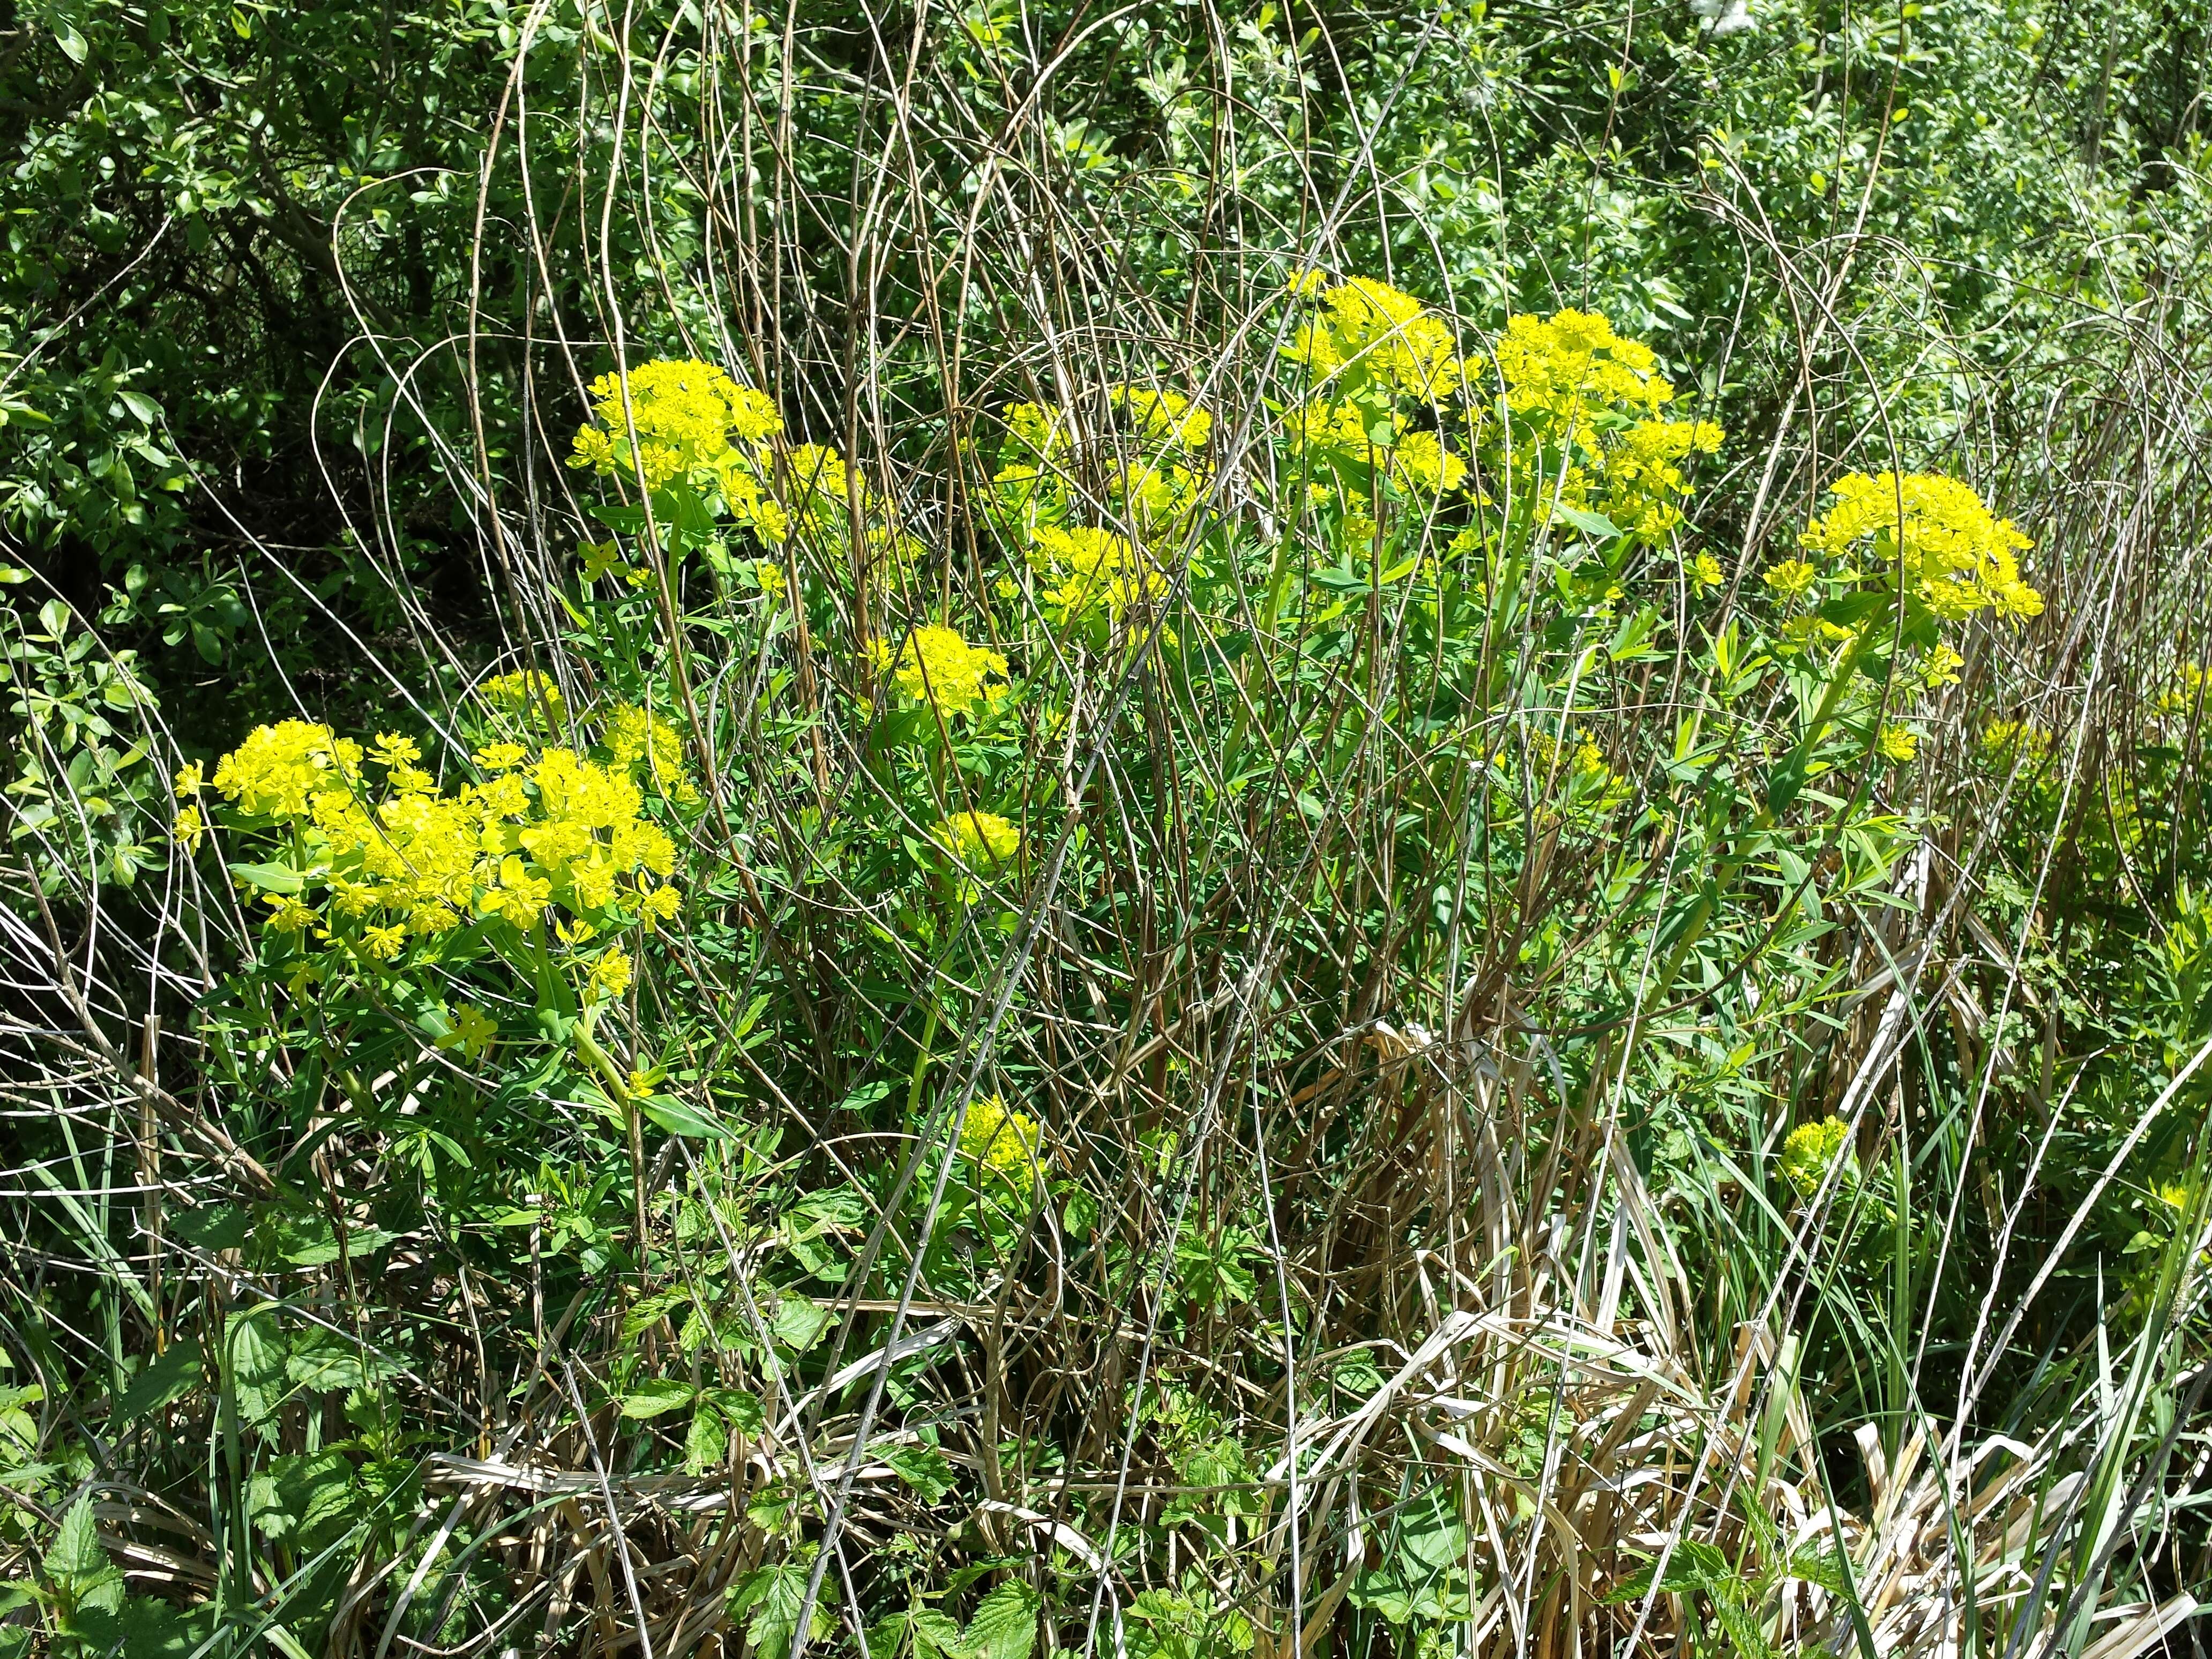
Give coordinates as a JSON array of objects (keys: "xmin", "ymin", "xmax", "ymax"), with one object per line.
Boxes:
[
  {"xmin": 1288, "ymin": 278, "xmax": 1465, "ymax": 403},
  {"xmin": 604, "ymin": 704, "xmax": 692, "ymax": 796},
  {"xmin": 934, "ymin": 810, "xmax": 1021, "ymax": 866},
  {"xmin": 784, "ymin": 443, "xmax": 855, "ymax": 520},
  {"xmin": 1803, "ymin": 473, "xmax": 2039, "ymax": 625},
  {"xmin": 211, "ymin": 720, "xmax": 363, "ymax": 818},
  {"xmin": 1877, "ymin": 724, "xmax": 1919, "ymax": 764},
  {"xmin": 474, "ymin": 742, "xmax": 529, "ymax": 772},
  {"xmin": 871, "ymin": 626, "xmax": 1011, "ymax": 719},
  {"xmin": 1111, "ymin": 385, "xmax": 1214, "ymax": 451},
  {"xmin": 586, "ymin": 946, "xmax": 633, "ymax": 1005},
  {"xmin": 1029, "ymin": 525, "xmax": 1169, "ymax": 623},
  {"xmin": 1690, "ymin": 552, "xmax": 1724, "ymax": 588},
  {"xmin": 1489, "ymin": 309, "xmax": 1673, "ymax": 435},
  {"xmin": 958, "ymin": 1093, "xmax": 1043, "ymax": 1181},
  {"xmin": 1001, "ymin": 401, "xmax": 1070, "ymax": 464},
  {"xmin": 263, "ymin": 894, "xmax": 320, "ymax": 935},
  {"xmin": 1922, "ymin": 643, "xmax": 1965, "ymax": 688},
  {"xmin": 199, "ymin": 697, "xmax": 685, "ymax": 962},
  {"xmin": 1763, "ymin": 558, "xmax": 1820, "ymax": 601},
  {"xmin": 1780, "ymin": 1116, "xmax": 1852, "ymax": 1198},
  {"xmin": 482, "ymin": 670, "xmax": 567, "ymax": 725},
  {"xmin": 437, "ymin": 1002, "xmax": 498, "ymax": 1060},
  {"xmin": 567, "ymin": 358, "xmax": 782, "ymax": 490},
  {"xmin": 1389, "ymin": 429, "xmax": 1467, "ymax": 496}
]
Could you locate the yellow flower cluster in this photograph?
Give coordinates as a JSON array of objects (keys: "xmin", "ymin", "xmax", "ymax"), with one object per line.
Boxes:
[
  {"xmin": 210, "ymin": 720, "xmax": 364, "ymax": 817},
  {"xmin": 483, "ymin": 670, "xmax": 567, "ymax": 725},
  {"xmin": 1029, "ymin": 525, "xmax": 1171, "ymax": 623},
  {"xmin": 605, "ymin": 703, "xmax": 697, "ymax": 802},
  {"xmin": 1980, "ymin": 718, "xmax": 2053, "ymax": 767},
  {"xmin": 1290, "ymin": 401, "xmax": 1468, "ymax": 499},
  {"xmin": 934, "ymin": 809, "xmax": 1021, "ymax": 866},
  {"xmin": 1780, "ymin": 1116, "xmax": 1851, "ymax": 1198},
  {"xmin": 191, "ymin": 714, "xmax": 681, "ymax": 955},
  {"xmin": 1600, "ymin": 418, "xmax": 1724, "ymax": 541},
  {"xmin": 1491, "ymin": 309, "xmax": 1674, "ymax": 432},
  {"xmin": 1802, "ymin": 473, "xmax": 2042, "ymax": 623},
  {"xmin": 1289, "ymin": 277, "xmax": 1464, "ymax": 403},
  {"xmin": 872, "ymin": 626, "xmax": 1010, "ymax": 719},
  {"xmin": 2155, "ymin": 663, "xmax": 2208, "ymax": 718},
  {"xmin": 1001, "ymin": 401, "xmax": 1070, "ymax": 463},
  {"xmin": 1391, "ymin": 429, "xmax": 1467, "ymax": 497},
  {"xmin": 565, "ymin": 357, "xmax": 891, "ymax": 560},
  {"xmin": 1112, "ymin": 385, "xmax": 1213, "ymax": 451},
  {"xmin": 567, "ymin": 359, "xmax": 782, "ymax": 492},
  {"xmin": 957, "ymin": 1093, "xmax": 1043, "ymax": 1181},
  {"xmin": 1477, "ymin": 310, "xmax": 1725, "ymax": 546}
]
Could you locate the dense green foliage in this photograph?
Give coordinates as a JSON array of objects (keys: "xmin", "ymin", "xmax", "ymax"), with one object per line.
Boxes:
[{"xmin": 4, "ymin": 0, "xmax": 2212, "ymax": 1656}]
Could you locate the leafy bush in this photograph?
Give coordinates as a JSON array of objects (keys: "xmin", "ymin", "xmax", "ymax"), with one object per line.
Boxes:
[{"xmin": 5, "ymin": 2, "xmax": 2212, "ymax": 1658}]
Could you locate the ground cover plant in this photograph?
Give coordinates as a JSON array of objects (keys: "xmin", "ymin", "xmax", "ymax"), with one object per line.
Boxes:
[{"xmin": 4, "ymin": 0, "xmax": 2212, "ymax": 1656}]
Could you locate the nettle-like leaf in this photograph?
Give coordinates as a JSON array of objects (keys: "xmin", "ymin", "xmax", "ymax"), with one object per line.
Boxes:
[
  {"xmin": 111, "ymin": 1343, "xmax": 201, "ymax": 1420},
  {"xmin": 42, "ymin": 1498, "xmax": 125, "ymax": 1622},
  {"xmin": 1172, "ymin": 1225, "xmax": 1262, "ymax": 1309},
  {"xmin": 619, "ymin": 1377, "xmax": 697, "ymax": 1418},
  {"xmin": 728, "ymin": 1550, "xmax": 835, "ymax": 1657},
  {"xmin": 964, "ymin": 1579, "xmax": 1043, "ymax": 1659},
  {"xmin": 886, "ymin": 1442, "xmax": 959, "ymax": 1501},
  {"xmin": 224, "ymin": 1307, "xmax": 287, "ymax": 1431}
]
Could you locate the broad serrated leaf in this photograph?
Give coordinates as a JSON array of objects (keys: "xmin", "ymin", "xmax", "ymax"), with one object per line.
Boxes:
[
  {"xmin": 43, "ymin": 1498, "xmax": 108, "ymax": 1580},
  {"xmin": 728, "ymin": 1553, "xmax": 833, "ymax": 1658},
  {"xmin": 685, "ymin": 1407, "xmax": 729, "ymax": 1474},
  {"xmin": 225, "ymin": 1309, "xmax": 286, "ymax": 1429},
  {"xmin": 113, "ymin": 1343, "xmax": 200, "ymax": 1419},
  {"xmin": 618, "ymin": 1378, "xmax": 697, "ymax": 1418},
  {"xmin": 769, "ymin": 1295, "xmax": 833, "ymax": 1351},
  {"xmin": 885, "ymin": 1443, "xmax": 956, "ymax": 1501},
  {"xmin": 963, "ymin": 1579, "xmax": 1041, "ymax": 1659}
]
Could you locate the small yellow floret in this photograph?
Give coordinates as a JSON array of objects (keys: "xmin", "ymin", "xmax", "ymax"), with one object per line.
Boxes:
[
  {"xmin": 934, "ymin": 810, "xmax": 1021, "ymax": 866},
  {"xmin": 1780, "ymin": 1116, "xmax": 1851, "ymax": 1198},
  {"xmin": 958, "ymin": 1093, "xmax": 1043, "ymax": 1181},
  {"xmin": 1764, "ymin": 559, "xmax": 1820, "ymax": 600},
  {"xmin": 871, "ymin": 626, "xmax": 1010, "ymax": 719}
]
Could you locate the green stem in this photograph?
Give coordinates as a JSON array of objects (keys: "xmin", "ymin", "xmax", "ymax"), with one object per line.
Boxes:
[{"xmin": 576, "ymin": 1010, "xmax": 651, "ymax": 1281}]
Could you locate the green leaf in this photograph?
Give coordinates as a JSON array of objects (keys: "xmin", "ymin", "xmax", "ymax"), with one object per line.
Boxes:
[
  {"xmin": 43, "ymin": 1498, "xmax": 107, "ymax": 1580},
  {"xmin": 769, "ymin": 1296, "xmax": 833, "ymax": 1352},
  {"xmin": 225, "ymin": 1309, "xmax": 287, "ymax": 1429},
  {"xmin": 246, "ymin": 1451, "xmax": 358, "ymax": 1544},
  {"xmin": 706, "ymin": 1387, "xmax": 764, "ymax": 1432},
  {"xmin": 911, "ymin": 1609, "xmax": 967, "ymax": 1659},
  {"xmin": 1602, "ymin": 1540, "xmax": 1732, "ymax": 1602},
  {"xmin": 227, "ymin": 860, "xmax": 304, "ymax": 894},
  {"xmin": 113, "ymin": 1343, "xmax": 200, "ymax": 1419},
  {"xmin": 685, "ymin": 1407, "xmax": 729, "ymax": 1474},
  {"xmin": 618, "ymin": 1378, "xmax": 697, "ymax": 1418},
  {"xmin": 1551, "ymin": 503, "xmax": 1621, "ymax": 540},
  {"xmin": 638, "ymin": 1093, "xmax": 737, "ymax": 1139},
  {"xmin": 963, "ymin": 1579, "xmax": 1042, "ymax": 1659},
  {"xmin": 885, "ymin": 1443, "xmax": 957, "ymax": 1501},
  {"xmin": 728, "ymin": 1553, "xmax": 833, "ymax": 1658}
]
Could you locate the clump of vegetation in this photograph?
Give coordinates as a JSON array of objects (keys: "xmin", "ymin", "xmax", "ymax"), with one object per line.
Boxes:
[{"xmin": 4, "ymin": 2, "xmax": 2212, "ymax": 1657}]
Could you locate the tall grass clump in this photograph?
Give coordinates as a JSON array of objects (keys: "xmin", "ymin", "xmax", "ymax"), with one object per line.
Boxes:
[{"xmin": 4, "ymin": 1, "xmax": 2212, "ymax": 1656}]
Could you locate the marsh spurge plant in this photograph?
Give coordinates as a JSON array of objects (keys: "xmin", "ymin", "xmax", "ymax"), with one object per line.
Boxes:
[{"xmin": 152, "ymin": 274, "xmax": 2062, "ymax": 1659}]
